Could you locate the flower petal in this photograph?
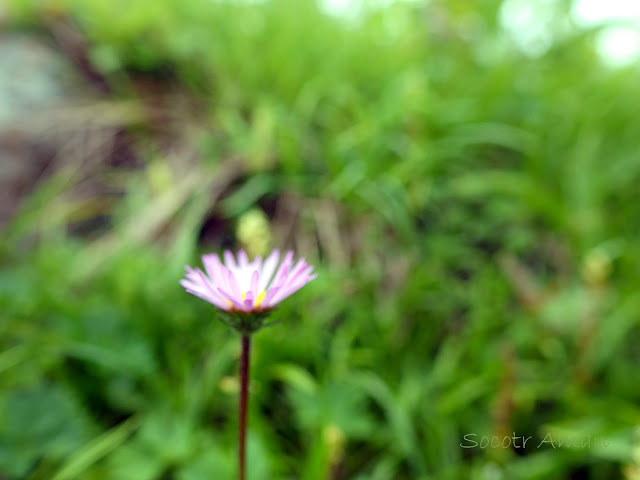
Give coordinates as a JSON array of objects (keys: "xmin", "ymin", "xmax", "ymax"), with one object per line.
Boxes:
[
  {"xmin": 216, "ymin": 287, "xmax": 244, "ymax": 310},
  {"xmin": 270, "ymin": 250, "xmax": 294, "ymax": 289},
  {"xmin": 258, "ymin": 249, "xmax": 279, "ymax": 292},
  {"xmin": 250, "ymin": 270, "xmax": 259, "ymax": 303},
  {"xmin": 224, "ymin": 265, "xmax": 241, "ymax": 302},
  {"xmin": 238, "ymin": 249, "xmax": 250, "ymax": 268},
  {"xmin": 224, "ymin": 250, "xmax": 237, "ymax": 271},
  {"xmin": 269, "ymin": 269, "xmax": 316, "ymax": 305},
  {"xmin": 202, "ymin": 253, "xmax": 224, "ymax": 286},
  {"xmin": 195, "ymin": 268, "xmax": 229, "ymax": 305},
  {"xmin": 261, "ymin": 285, "xmax": 281, "ymax": 308},
  {"xmin": 243, "ymin": 291, "xmax": 254, "ymax": 310},
  {"xmin": 180, "ymin": 279, "xmax": 228, "ymax": 309},
  {"xmin": 281, "ymin": 258, "xmax": 308, "ymax": 288}
]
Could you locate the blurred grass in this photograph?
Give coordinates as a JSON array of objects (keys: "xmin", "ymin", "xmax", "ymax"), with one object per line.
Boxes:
[{"xmin": 1, "ymin": 0, "xmax": 640, "ymax": 479}]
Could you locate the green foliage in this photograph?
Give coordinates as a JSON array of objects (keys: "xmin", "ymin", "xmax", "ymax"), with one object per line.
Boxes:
[{"xmin": 2, "ymin": 0, "xmax": 640, "ymax": 478}]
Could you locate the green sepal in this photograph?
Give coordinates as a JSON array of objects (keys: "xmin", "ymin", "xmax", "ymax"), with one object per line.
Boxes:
[{"xmin": 216, "ymin": 309, "xmax": 275, "ymax": 335}]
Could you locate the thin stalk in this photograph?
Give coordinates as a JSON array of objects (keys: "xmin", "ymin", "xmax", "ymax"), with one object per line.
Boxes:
[{"xmin": 238, "ymin": 334, "xmax": 251, "ymax": 480}]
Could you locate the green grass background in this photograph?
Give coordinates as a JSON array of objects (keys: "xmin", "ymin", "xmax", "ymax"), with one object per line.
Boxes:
[{"xmin": 1, "ymin": 0, "xmax": 640, "ymax": 478}]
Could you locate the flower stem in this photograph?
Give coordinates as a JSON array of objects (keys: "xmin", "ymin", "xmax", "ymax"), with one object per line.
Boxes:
[{"xmin": 239, "ymin": 334, "xmax": 251, "ymax": 480}]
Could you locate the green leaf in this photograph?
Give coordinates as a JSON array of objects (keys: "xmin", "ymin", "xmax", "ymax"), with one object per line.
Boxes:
[{"xmin": 51, "ymin": 417, "xmax": 139, "ymax": 480}]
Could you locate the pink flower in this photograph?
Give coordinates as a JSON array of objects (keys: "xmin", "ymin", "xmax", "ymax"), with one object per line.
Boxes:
[{"xmin": 180, "ymin": 249, "xmax": 316, "ymax": 313}]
